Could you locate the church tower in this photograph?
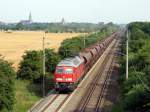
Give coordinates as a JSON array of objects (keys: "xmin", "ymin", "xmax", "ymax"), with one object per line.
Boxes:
[
  {"xmin": 29, "ymin": 12, "xmax": 32, "ymax": 23},
  {"xmin": 61, "ymin": 18, "xmax": 65, "ymax": 25}
]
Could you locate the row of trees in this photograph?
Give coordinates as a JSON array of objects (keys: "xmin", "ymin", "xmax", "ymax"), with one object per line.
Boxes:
[
  {"xmin": 59, "ymin": 24, "xmax": 118, "ymax": 58},
  {"xmin": 0, "ymin": 22, "xmax": 108, "ymax": 33},
  {"xmin": 113, "ymin": 22, "xmax": 150, "ymax": 112}
]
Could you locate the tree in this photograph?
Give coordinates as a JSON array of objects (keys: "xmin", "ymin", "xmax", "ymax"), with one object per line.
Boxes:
[
  {"xmin": 17, "ymin": 49, "xmax": 61, "ymax": 82},
  {"xmin": 45, "ymin": 49, "xmax": 61, "ymax": 73},
  {"xmin": 124, "ymin": 84, "xmax": 150, "ymax": 112},
  {"xmin": 0, "ymin": 57, "xmax": 15, "ymax": 112},
  {"xmin": 58, "ymin": 25, "xmax": 118, "ymax": 58},
  {"xmin": 17, "ymin": 51, "xmax": 42, "ymax": 82},
  {"xmin": 15, "ymin": 23, "xmax": 25, "ymax": 30}
]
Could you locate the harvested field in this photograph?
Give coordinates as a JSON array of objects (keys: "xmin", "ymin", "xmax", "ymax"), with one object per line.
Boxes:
[{"xmin": 0, "ymin": 31, "xmax": 82, "ymax": 69}]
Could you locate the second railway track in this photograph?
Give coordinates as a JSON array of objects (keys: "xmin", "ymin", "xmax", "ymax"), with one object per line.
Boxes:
[{"xmin": 75, "ymin": 39, "xmax": 118, "ymax": 112}]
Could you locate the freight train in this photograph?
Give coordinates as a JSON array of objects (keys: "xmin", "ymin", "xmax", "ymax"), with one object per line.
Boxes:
[{"xmin": 54, "ymin": 33, "xmax": 116, "ymax": 91}]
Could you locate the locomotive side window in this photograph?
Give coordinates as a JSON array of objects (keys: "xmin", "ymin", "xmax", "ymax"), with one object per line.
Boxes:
[
  {"xmin": 65, "ymin": 68, "xmax": 73, "ymax": 74},
  {"xmin": 56, "ymin": 68, "xmax": 63, "ymax": 74}
]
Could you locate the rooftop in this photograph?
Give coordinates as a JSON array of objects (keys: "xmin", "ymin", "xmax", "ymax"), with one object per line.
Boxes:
[{"xmin": 57, "ymin": 56, "xmax": 84, "ymax": 67}]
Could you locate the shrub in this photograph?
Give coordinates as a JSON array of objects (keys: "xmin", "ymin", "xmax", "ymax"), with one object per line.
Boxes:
[
  {"xmin": 17, "ymin": 51, "xmax": 42, "ymax": 81},
  {"xmin": 0, "ymin": 57, "xmax": 15, "ymax": 111},
  {"xmin": 17, "ymin": 49, "xmax": 61, "ymax": 82}
]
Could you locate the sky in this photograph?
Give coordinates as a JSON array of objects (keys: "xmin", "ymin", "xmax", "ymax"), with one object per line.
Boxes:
[{"xmin": 0, "ymin": 0, "xmax": 149, "ymax": 24}]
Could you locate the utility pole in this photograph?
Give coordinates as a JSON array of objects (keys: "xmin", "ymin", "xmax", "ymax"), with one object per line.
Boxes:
[
  {"xmin": 42, "ymin": 33, "xmax": 46, "ymax": 97},
  {"xmin": 126, "ymin": 29, "xmax": 129, "ymax": 80},
  {"xmin": 83, "ymin": 33, "xmax": 86, "ymax": 48}
]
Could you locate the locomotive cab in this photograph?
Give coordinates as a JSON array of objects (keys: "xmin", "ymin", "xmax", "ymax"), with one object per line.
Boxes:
[
  {"xmin": 54, "ymin": 56, "xmax": 84, "ymax": 91},
  {"xmin": 55, "ymin": 66, "xmax": 74, "ymax": 83}
]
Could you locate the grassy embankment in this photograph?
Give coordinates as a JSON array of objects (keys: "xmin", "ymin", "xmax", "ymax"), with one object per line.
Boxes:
[{"xmin": 13, "ymin": 80, "xmax": 41, "ymax": 112}]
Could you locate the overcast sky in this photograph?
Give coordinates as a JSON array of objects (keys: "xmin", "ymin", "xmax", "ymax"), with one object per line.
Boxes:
[{"xmin": 0, "ymin": 0, "xmax": 149, "ymax": 23}]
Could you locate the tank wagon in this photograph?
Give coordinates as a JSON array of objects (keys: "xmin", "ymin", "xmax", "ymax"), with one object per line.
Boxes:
[{"xmin": 54, "ymin": 33, "xmax": 117, "ymax": 91}]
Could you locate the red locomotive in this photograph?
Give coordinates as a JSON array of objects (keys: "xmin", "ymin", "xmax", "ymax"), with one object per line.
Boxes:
[{"xmin": 54, "ymin": 33, "xmax": 116, "ymax": 91}]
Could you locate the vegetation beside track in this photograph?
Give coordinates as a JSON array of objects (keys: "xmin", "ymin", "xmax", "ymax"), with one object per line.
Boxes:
[
  {"xmin": 13, "ymin": 80, "xmax": 41, "ymax": 112},
  {"xmin": 59, "ymin": 23, "xmax": 118, "ymax": 58},
  {"xmin": 17, "ymin": 49, "xmax": 61, "ymax": 82},
  {"xmin": 0, "ymin": 57, "xmax": 15, "ymax": 112},
  {"xmin": 113, "ymin": 22, "xmax": 150, "ymax": 112}
]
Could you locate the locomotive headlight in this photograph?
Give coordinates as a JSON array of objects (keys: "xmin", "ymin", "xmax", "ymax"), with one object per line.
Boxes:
[
  {"xmin": 67, "ymin": 78, "xmax": 72, "ymax": 81},
  {"xmin": 56, "ymin": 78, "xmax": 63, "ymax": 81}
]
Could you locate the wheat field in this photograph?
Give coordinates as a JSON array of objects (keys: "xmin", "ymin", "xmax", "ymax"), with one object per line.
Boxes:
[{"xmin": 0, "ymin": 31, "xmax": 82, "ymax": 69}]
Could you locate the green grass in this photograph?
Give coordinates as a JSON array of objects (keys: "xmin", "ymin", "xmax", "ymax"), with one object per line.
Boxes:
[{"xmin": 13, "ymin": 80, "xmax": 41, "ymax": 112}]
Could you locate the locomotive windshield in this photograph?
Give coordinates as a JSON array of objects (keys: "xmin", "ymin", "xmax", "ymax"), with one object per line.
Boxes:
[
  {"xmin": 56, "ymin": 68, "xmax": 63, "ymax": 74},
  {"xmin": 65, "ymin": 68, "xmax": 73, "ymax": 74},
  {"xmin": 56, "ymin": 68, "xmax": 73, "ymax": 74}
]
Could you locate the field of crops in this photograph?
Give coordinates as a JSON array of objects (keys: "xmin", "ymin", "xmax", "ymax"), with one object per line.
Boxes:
[{"xmin": 0, "ymin": 31, "xmax": 82, "ymax": 68}]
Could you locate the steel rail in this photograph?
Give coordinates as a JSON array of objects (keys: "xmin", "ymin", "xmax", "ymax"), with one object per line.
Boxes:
[
  {"xmin": 95, "ymin": 53, "xmax": 115, "ymax": 112},
  {"xmin": 77, "ymin": 39, "xmax": 117, "ymax": 112}
]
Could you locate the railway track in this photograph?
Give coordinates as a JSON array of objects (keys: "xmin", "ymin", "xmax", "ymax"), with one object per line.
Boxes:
[
  {"xmin": 95, "ymin": 58, "xmax": 114, "ymax": 112},
  {"xmin": 29, "ymin": 93, "xmax": 70, "ymax": 112},
  {"xmin": 75, "ymin": 39, "xmax": 118, "ymax": 112}
]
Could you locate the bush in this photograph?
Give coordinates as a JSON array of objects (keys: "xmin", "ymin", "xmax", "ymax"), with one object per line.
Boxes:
[
  {"xmin": 124, "ymin": 84, "xmax": 150, "ymax": 112},
  {"xmin": 17, "ymin": 49, "xmax": 61, "ymax": 82},
  {"xmin": 17, "ymin": 51, "xmax": 42, "ymax": 82},
  {"xmin": 45, "ymin": 49, "xmax": 61, "ymax": 73},
  {"xmin": 0, "ymin": 57, "xmax": 15, "ymax": 111}
]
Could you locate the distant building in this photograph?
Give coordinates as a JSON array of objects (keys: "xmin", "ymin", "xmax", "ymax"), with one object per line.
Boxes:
[
  {"xmin": 20, "ymin": 12, "xmax": 33, "ymax": 25},
  {"xmin": 61, "ymin": 18, "xmax": 65, "ymax": 25},
  {"xmin": 0, "ymin": 21, "xmax": 5, "ymax": 25},
  {"xmin": 29, "ymin": 12, "xmax": 32, "ymax": 22}
]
